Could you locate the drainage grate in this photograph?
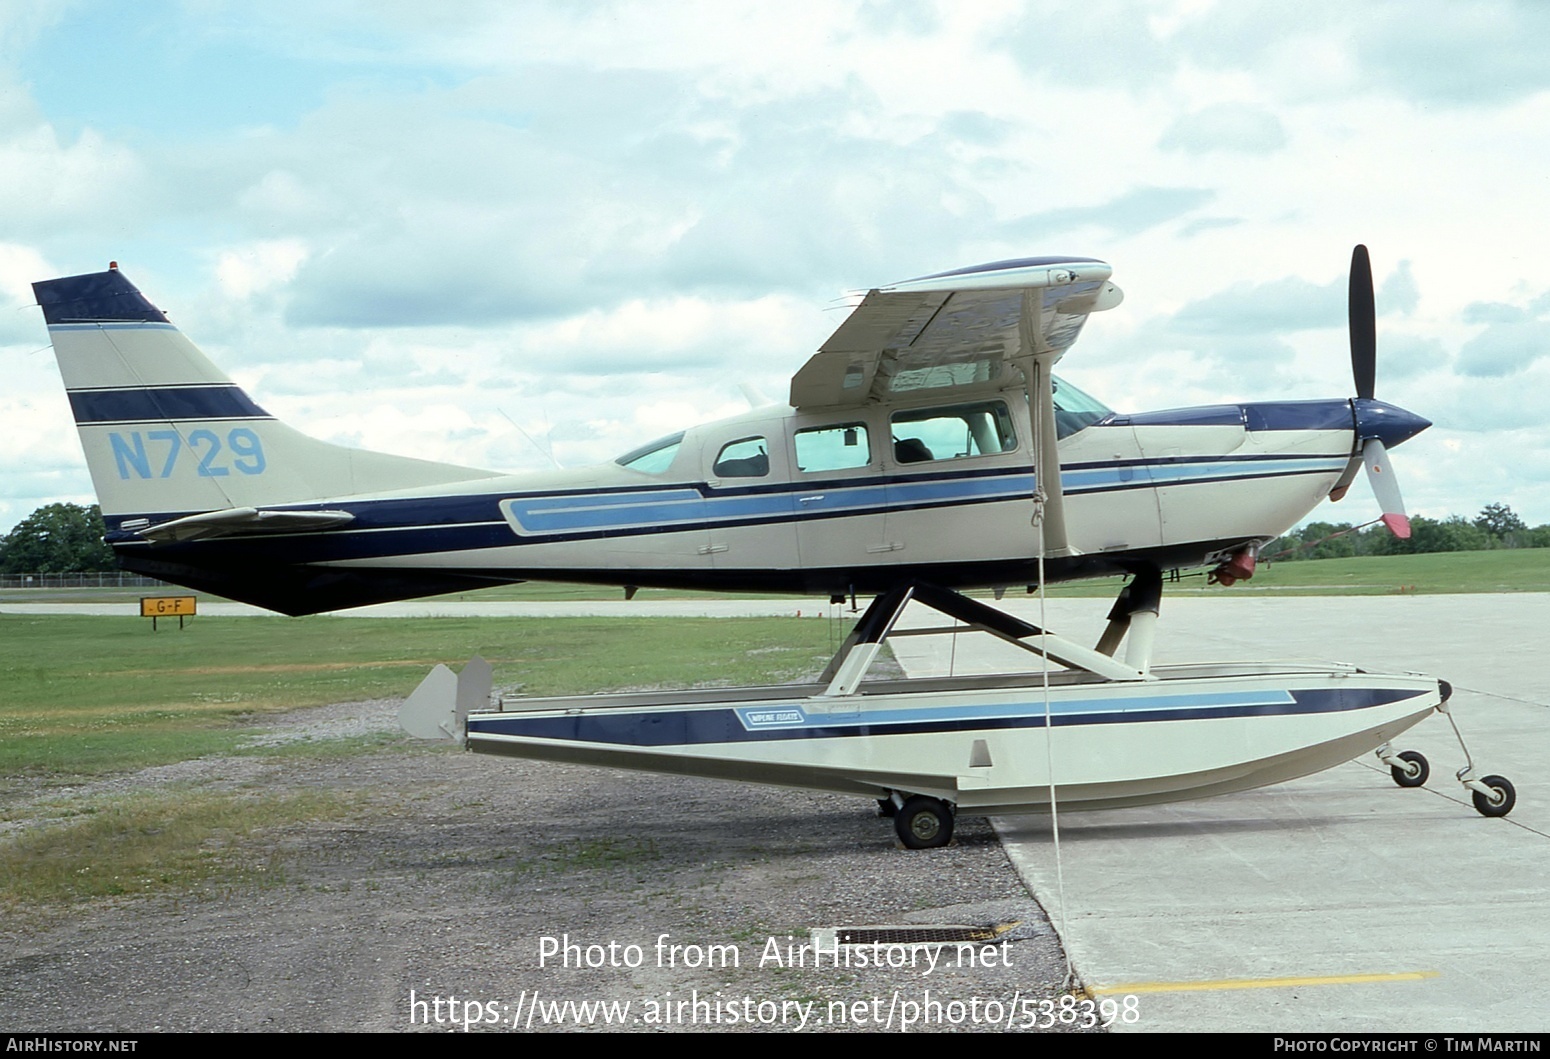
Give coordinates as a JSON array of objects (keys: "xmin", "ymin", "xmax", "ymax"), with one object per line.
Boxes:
[{"xmin": 814, "ymin": 922, "xmax": 1016, "ymax": 950}]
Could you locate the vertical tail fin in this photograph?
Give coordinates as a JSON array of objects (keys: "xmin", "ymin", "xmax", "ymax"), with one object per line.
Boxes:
[{"xmin": 33, "ymin": 267, "xmax": 498, "ymax": 522}]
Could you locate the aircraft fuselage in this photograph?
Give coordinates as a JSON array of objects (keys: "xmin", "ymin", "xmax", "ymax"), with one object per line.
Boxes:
[{"xmin": 102, "ymin": 390, "xmax": 1422, "ymax": 614}]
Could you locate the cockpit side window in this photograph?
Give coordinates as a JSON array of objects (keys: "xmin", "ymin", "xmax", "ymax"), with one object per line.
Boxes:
[
  {"xmin": 890, "ymin": 401, "xmax": 1017, "ymax": 464},
  {"xmin": 794, "ymin": 423, "xmax": 871, "ymax": 473},
  {"xmin": 616, "ymin": 432, "xmax": 685, "ymax": 475},
  {"xmin": 712, "ymin": 436, "xmax": 769, "ymax": 478}
]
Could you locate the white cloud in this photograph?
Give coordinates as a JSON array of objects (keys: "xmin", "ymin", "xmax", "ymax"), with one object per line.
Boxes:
[
  {"xmin": 0, "ymin": 346, "xmax": 93, "ymax": 532},
  {"xmin": 214, "ymin": 239, "xmax": 310, "ymax": 299},
  {"xmin": 1159, "ymin": 103, "xmax": 1286, "ymax": 154},
  {"xmin": 0, "ymin": 125, "xmax": 145, "ymax": 238},
  {"xmin": 9, "ymin": 0, "xmax": 1550, "ymax": 534},
  {"xmin": 1455, "ymin": 316, "xmax": 1550, "ymax": 378},
  {"xmin": 0, "ymin": 242, "xmax": 55, "ymax": 343}
]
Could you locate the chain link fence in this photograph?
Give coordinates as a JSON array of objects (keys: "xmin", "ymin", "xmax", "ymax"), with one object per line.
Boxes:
[{"xmin": 0, "ymin": 572, "xmax": 171, "ymax": 590}]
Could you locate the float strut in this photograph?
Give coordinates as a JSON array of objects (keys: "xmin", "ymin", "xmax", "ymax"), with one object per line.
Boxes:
[{"xmin": 1095, "ymin": 567, "xmax": 1163, "ymax": 674}]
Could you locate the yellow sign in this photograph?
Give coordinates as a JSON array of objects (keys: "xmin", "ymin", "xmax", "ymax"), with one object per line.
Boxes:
[{"xmin": 141, "ymin": 595, "xmax": 197, "ymax": 617}]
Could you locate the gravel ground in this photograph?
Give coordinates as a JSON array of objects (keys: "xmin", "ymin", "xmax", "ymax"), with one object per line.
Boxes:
[{"xmin": 0, "ymin": 699, "xmax": 1099, "ymax": 1034}]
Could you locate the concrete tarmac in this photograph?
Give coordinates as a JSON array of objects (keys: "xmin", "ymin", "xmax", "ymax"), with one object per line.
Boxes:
[{"xmin": 889, "ymin": 594, "xmax": 1550, "ymax": 1034}]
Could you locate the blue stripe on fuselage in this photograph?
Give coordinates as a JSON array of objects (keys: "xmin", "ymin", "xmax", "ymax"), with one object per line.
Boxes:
[
  {"xmin": 106, "ymin": 448, "xmax": 1350, "ymax": 561},
  {"xmin": 499, "ymin": 453, "xmax": 1347, "ymax": 537},
  {"xmin": 1121, "ymin": 400, "xmax": 1354, "ymax": 433}
]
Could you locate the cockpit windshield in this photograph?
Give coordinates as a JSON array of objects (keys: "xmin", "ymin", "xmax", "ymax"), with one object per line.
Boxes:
[
  {"xmin": 1051, "ymin": 375, "xmax": 1113, "ymax": 439},
  {"xmin": 615, "ymin": 432, "xmax": 684, "ymax": 474}
]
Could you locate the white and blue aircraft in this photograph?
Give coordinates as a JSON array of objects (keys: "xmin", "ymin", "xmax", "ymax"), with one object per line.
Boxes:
[
  {"xmin": 32, "ymin": 248, "xmax": 1425, "ymax": 613},
  {"xmin": 34, "ymin": 248, "xmax": 1513, "ymax": 846}
]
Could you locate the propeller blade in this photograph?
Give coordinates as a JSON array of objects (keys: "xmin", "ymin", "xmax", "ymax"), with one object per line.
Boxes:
[
  {"xmin": 1328, "ymin": 453, "xmax": 1362, "ymax": 501},
  {"xmin": 1361, "ymin": 437, "xmax": 1410, "ymax": 537},
  {"xmin": 1349, "ymin": 244, "xmax": 1376, "ymax": 401}
]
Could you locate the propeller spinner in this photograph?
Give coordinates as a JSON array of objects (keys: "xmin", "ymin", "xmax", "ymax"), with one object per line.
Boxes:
[{"xmin": 1328, "ymin": 244, "xmax": 1430, "ymax": 538}]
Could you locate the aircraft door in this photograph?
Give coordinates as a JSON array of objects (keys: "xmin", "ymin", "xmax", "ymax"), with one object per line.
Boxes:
[
  {"xmin": 789, "ymin": 417, "xmax": 890, "ymax": 578},
  {"xmin": 881, "ymin": 400, "xmax": 1029, "ymax": 568},
  {"xmin": 701, "ymin": 424, "xmax": 798, "ymax": 579}
]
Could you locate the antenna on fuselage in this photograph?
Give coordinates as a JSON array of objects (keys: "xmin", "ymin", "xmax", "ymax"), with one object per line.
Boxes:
[
  {"xmin": 498, "ymin": 408, "xmax": 561, "ymax": 470},
  {"xmin": 737, "ymin": 382, "xmax": 769, "ymax": 409}
]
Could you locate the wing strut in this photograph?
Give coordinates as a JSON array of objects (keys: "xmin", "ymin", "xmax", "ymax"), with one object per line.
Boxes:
[{"xmin": 1018, "ymin": 291, "xmax": 1071, "ymax": 559}]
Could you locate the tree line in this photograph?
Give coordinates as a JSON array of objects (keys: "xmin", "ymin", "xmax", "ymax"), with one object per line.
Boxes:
[
  {"xmin": 1265, "ymin": 503, "xmax": 1550, "ymax": 561},
  {"xmin": 2, "ymin": 500, "xmax": 1547, "ymax": 575},
  {"xmin": 0, "ymin": 503, "xmax": 116, "ymax": 574}
]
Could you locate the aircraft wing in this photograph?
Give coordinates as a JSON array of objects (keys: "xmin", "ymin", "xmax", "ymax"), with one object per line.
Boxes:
[{"xmin": 790, "ymin": 257, "xmax": 1122, "ymax": 409}]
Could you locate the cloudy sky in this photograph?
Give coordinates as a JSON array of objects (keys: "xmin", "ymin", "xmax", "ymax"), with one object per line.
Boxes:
[{"xmin": 5, "ymin": 0, "xmax": 1550, "ymax": 537}]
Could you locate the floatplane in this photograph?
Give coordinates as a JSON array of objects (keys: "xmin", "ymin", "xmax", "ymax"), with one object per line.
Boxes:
[{"xmin": 32, "ymin": 247, "xmax": 1514, "ymax": 848}]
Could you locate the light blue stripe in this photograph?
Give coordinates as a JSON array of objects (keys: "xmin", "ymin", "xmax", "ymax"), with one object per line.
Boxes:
[
  {"xmin": 735, "ymin": 690, "xmax": 1298, "ymax": 732},
  {"xmin": 883, "ymin": 475, "xmax": 1033, "ymax": 504},
  {"xmin": 497, "ymin": 457, "xmax": 1346, "ymax": 537},
  {"xmin": 514, "ymin": 489, "xmax": 703, "ymax": 513},
  {"xmin": 1139, "ymin": 458, "xmax": 1345, "ymax": 485}
]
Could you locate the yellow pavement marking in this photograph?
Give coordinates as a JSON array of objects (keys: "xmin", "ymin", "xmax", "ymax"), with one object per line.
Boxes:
[{"xmin": 1087, "ymin": 970, "xmax": 1440, "ymax": 996}]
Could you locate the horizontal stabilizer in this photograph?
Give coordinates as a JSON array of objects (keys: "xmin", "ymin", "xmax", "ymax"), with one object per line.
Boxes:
[{"xmin": 130, "ymin": 507, "xmax": 356, "ymax": 543}]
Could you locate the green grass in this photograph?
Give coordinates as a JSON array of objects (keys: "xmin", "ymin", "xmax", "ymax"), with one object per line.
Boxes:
[
  {"xmin": 0, "ymin": 789, "xmax": 356, "ymax": 906},
  {"xmin": 1016, "ymin": 547, "xmax": 1550, "ymax": 598},
  {"xmin": 1183, "ymin": 548, "xmax": 1550, "ymax": 596},
  {"xmin": 0, "ymin": 581, "xmax": 796, "ymax": 605},
  {"xmin": 0, "ymin": 614, "xmax": 845, "ymax": 777}
]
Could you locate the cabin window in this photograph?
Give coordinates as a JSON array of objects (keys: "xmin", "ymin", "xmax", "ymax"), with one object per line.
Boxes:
[
  {"xmin": 712, "ymin": 436, "xmax": 769, "ymax": 478},
  {"xmin": 1051, "ymin": 375, "xmax": 1113, "ymax": 439},
  {"xmin": 794, "ymin": 423, "xmax": 871, "ymax": 473},
  {"xmin": 890, "ymin": 401, "xmax": 1017, "ymax": 464},
  {"xmin": 615, "ymin": 432, "xmax": 684, "ymax": 474}
]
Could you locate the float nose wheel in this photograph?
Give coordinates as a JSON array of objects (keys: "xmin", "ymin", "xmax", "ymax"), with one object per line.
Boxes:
[
  {"xmin": 1462, "ymin": 771, "xmax": 1516, "ymax": 818},
  {"xmin": 1379, "ymin": 697, "xmax": 1518, "ymax": 818},
  {"xmin": 1429, "ymin": 697, "xmax": 1518, "ymax": 818},
  {"xmin": 1376, "ymin": 745, "xmax": 1430, "ymax": 788},
  {"xmin": 894, "ymin": 795, "xmax": 955, "ymax": 849}
]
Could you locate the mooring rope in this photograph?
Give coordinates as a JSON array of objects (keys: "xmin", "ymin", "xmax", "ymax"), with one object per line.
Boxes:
[{"xmin": 1030, "ymin": 360, "xmax": 1075, "ymax": 989}]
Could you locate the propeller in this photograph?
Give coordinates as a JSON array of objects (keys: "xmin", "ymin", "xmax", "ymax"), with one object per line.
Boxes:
[
  {"xmin": 1328, "ymin": 244, "xmax": 1424, "ymax": 538},
  {"xmin": 1349, "ymin": 244, "xmax": 1376, "ymax": 401}
]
